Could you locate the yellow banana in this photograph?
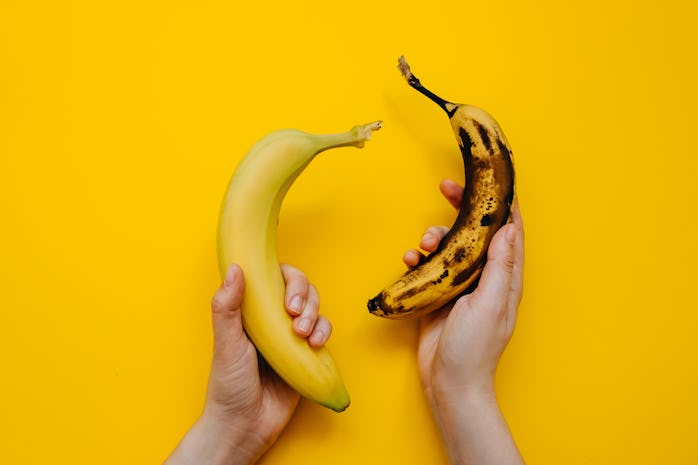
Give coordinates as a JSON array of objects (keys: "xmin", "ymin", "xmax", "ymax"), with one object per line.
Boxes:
[
  {"xmin": 218, "ymin": 121, "xmax": 381, "ymax": 412},
  {"xmin": 367, "ymin": 57, "xmax": 515, "ymax": 319}
]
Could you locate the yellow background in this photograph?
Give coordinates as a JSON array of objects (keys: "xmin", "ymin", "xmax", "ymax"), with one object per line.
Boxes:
[{"xmin": 2, "ymin": 0, "xmax": 697, "ymax": 463}]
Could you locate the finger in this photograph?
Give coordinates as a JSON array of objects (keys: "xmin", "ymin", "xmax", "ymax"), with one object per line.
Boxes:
[
  {"xmin": 404, "ymin": 223, "xmax": 450, "ymax": 268},
  {"xmin": 439, "ymin": 178, "xmax": 464, "ymax": 210},
  {"xmin": 210, "ymin": 264, "xmax": 246, "ymax": 354},
  {"xmin": 281, "ymin": 263, "xmax": 310, "ymax": 316},
  {"xmin": 293, "ymin": 284, "xmax": 320, "ymax": 337},
  {"xmin": 508, "ymin": 198, "xmax": 525, "ymax": 316},
  {"xmin": 469, "ymin": 223, "xmax": 516, "ymax": 316},
  {"xmin": 308, "ymin": 315, "xmax": 332, "ymax": 348},
  {"xmin": 420, "ymin": 225, "xmax": 450, "ymax": 252},
  {"xmin": 403, "ymin": 249, "xmax": 425, "ymax": 268}
]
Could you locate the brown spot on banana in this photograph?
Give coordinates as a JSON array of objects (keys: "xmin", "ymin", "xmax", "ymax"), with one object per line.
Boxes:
[
  {"xmin": 367, "ymin": 57, "xmax": 515, "ymax": 320},
  {"xmin": 472, "ymin": 119, "xmax": 493, "ymax": 153}
]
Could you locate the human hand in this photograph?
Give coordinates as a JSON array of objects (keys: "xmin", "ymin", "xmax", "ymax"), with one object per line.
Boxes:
[
  {"xmin": 403, "ymin": 178, "xmax": 524, "ymax": 401},
  {"xmin": 404, "ymin": 179, "xmax": 525, "ymax": 465},
  {"xmin": 164, "ymin": 264, "xmax": 332, "ymax": 465}
]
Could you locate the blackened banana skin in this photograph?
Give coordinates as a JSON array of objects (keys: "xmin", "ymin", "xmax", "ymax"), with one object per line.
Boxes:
[{"xmin": 368, "ymin": 57, "xmax": 515, "ymax": 320}]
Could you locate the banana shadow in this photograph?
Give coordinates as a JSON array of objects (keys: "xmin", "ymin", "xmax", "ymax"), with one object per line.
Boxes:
[
  {"xmin": 382, "ymin": 91, "xmax": 464, "ymax": 182},
  {"xmin": 352, "ymin": 312, "xmax": 419, "ymax": 354}
]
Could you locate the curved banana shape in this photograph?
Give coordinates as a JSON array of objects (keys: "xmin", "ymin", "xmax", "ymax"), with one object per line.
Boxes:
[
  {"xmin": 218, "ymin": 121, "xmax": 381, "ymax": 411},
  {"xmin": 367, "ymin": 57, "xmax": 515, "ymax": 319}
]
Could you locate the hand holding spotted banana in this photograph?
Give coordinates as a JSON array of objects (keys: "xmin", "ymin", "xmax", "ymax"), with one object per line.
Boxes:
[
  {"xmin": 217, "ymin": 122, "xmax": 381, "ymax": 412},
  {"xmin": 367, "ymin": 57, "xmax": 515, "ymax": 319}
]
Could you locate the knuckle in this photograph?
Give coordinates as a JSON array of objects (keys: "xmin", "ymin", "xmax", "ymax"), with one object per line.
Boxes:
[
  {"xmin": 428, "ymin": 225, "xmax": 449, "ymax": 241},
  {"xmin": 308, "ymin": 284, "xmax": 320, "ymax": 303},
  {"xmin": 210, "ymin": 289, "xmax": 231, "ymax": 314},
  {"xmin": 502, "ymin": 255, "xmax": 515, "ymax": 273},
  {"xmin": 323, "ymin": 317, "xmax": 333, "ymax": 336},
  {"xmin": 281, "ymin": 263, "xmax": 305, "ymax": 284},
  {"xmin": 210, "ymin": 294, "xmax": 225, "ymax": 313}
]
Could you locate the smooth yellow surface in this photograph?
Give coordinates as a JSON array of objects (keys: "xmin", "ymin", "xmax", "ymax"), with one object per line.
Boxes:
[{"xmin": 2, "ymin": 1, "xmax": 697, "ymax": 464}]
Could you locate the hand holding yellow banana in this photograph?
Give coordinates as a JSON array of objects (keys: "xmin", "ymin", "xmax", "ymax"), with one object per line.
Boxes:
[{"xmin": 217, "ymin": 122, "xmax": 381, "ymax": 412}]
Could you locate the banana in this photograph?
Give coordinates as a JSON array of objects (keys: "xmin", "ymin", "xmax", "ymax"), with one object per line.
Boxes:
[
  {"xmin": 218, "ymin": 121, "xmax": 381, "ymax": 412},
  {"xmin": 367, "ymin": 57, "xmax": 515, "ymax": 319}
]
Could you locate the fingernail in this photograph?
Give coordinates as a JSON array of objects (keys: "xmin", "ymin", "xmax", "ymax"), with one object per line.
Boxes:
[
  {"xmin": 421, "ymin": 232, "xmax": 433, "ymax": 244},
  {"xmin": 310, "ymin": 330, "xmax": 324, "ymax": 346},
  {"xmin": 289, "ymin": 296, "xmax": 303, "ymax": 314},
  {"xmin": 225, "ymin": 264, "xmax": 238, "ymax": 285},
  {"xmin": 297, "ymin": 317, "xmax": 311, "ymax": 334},
  {"xmin": 505, "ymin": 224, "xmax": 516, "ymax": 244}
]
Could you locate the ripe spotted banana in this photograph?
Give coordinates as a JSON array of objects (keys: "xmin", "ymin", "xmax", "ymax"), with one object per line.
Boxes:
[
  {"xmin": 367, "ymin": 57, "xmax": 515, "ymax": 319},
  {"xmin": 218, "ymin": 121, "xmax": 381, "ymax": 412}
]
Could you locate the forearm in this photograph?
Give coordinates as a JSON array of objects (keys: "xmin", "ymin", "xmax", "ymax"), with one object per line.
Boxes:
[
  {"xmin": 432, "ymin": 388, "xmax": 524, "ymax": 465},
  {"xmin": 163, "ymin": 411, "xmax": 266, "ymax": 465}
]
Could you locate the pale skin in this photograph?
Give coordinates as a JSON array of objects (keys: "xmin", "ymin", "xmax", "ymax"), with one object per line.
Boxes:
[
  {"xmin": 164, "ymin": 179, "xmax": 525, "ymax": 465},
  {"xmin": 164, "ymin": 262, "xmax": 332, "ymax": 465},
  {"xmin": 405, "ymin": 179, "xmax": 525, "ymax": 465}
]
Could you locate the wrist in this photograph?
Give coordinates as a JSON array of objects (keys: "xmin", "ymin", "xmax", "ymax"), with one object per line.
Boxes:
[
  {"xmin": 429, "ymin": 384, "xmax": 523, "ymax": 465},
  {"xmin": 428, "ymin": 380, "xmax": 496, "ymax": 459},
  {"xmin": 430, "ymin": 370, "xmax": 496, "ymax": 408},
  {"xmin": 200, "ymin": 407, "xmax": 269, "ymax": 465},
  {"xmin": 165, "ymin": 409, "xmax": 267, "ymax": 465},
  {"xmin": 432, "ymin": 380, "xmax": 498, "ymax": 424}
]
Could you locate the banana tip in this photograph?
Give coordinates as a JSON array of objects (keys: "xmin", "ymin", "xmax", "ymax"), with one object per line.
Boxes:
[
  {"xmin": 367, "ymin": 295, "xmax": 385, "ymax": 316},
  {"xmin": 332, "ymin": 401, "xmax": 350, "ymax": 413}
]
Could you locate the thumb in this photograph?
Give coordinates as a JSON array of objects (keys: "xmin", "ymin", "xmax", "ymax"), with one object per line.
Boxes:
[
  {"xmin": 210, "ymin": 264, "xmax": 246, "ymax": 355},
  {"xmin": 470, "ymin": 224, "xmax": 516, "ymax": 312}
]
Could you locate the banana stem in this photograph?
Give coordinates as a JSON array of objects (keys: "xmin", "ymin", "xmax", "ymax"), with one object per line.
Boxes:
[
  {"xmin": 397, "ymin": 56, "xmax": 455, "ymax": 116},
  {"xmin": 314, "ymin": 120, "xmax": 382, "ymax": 151}
]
